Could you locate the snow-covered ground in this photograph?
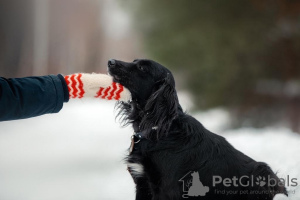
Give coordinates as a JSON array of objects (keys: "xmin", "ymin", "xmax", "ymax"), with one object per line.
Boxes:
[{"xmin": 0, "ymin": 100, "xmax": 299, "ymax": 200}]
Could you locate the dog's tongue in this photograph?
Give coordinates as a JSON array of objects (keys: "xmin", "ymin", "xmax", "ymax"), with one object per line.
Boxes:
[{"xmin": 64, "ymin": 73, "xmax": 131, "ymax": 101}]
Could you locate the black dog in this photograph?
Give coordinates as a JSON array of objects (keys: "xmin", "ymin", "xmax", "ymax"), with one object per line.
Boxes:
[{"xmin": 108, "ymin": 59, "xmax": 287, "ymax": 200}]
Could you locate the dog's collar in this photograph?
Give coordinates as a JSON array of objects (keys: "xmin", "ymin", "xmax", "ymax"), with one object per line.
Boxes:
[
  {"xmin": 129, "ymin": 126, "xmax": 157, "ymax": 153},
  {"xmin": 129, "ymin": 132, "xmax": 145, "ymax": 153}
]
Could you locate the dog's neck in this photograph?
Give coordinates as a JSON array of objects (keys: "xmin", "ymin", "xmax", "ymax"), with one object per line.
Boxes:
[
  {"xmin": 118, "ymin": 94, "xmax": 183, "ymax": 139},
  {"xmin": 130, "ymin": 100, "xmax": 183, "ymax": 136},
  {"xmin": 123, "ymin": 100, "xmax": 152, "ymax": 134},
  {"xmin": 130, "ymin": 101, "xmax": 147, "ymax": 133}
]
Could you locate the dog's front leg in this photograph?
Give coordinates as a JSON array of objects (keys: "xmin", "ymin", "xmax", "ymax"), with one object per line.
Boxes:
[{"xmin": 135, "ymin": 177, "xmax": 152, "ymax": 200}]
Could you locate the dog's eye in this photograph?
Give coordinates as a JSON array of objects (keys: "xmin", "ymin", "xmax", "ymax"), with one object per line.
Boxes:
[{"xmin": 138, "ymin": 65, "xmax": 145, "ymax": 71}]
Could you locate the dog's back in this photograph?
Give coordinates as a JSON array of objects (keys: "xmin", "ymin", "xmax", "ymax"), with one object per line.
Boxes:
[{"xmin": 179, "ymin": 114, "xmax": 287, "ymax": 199}]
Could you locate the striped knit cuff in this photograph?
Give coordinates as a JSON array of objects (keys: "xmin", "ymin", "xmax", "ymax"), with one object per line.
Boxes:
[{"xmin": 64, "ymin": 73, "xmax": 131, "ymax": 101}]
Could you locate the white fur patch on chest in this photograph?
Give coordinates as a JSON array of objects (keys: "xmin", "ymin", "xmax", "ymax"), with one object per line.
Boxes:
[{"xmin": 127, "ymin": 162, "xmax": 144, "ymax": 177}]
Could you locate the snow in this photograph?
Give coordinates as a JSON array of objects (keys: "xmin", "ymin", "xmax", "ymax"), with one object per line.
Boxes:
[{"xmin": 0, "ymin": 100, "xmax": 299, "ymax": 200}]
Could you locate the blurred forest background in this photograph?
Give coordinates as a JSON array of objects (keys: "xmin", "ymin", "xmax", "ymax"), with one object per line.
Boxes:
[{"xmin": 1, "ymin": 0, "xmax": 300, "ymax": 132}]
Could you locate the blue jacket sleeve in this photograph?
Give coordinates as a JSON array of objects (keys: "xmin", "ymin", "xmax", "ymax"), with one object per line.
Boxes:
[{"xmin": 0, "ymin": 74, "xmax": 69, "ymax": 121}]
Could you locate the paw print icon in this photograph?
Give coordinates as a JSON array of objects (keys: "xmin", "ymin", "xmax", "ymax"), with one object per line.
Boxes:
[{"xmin": 256, "ymin": 176, "xmax": 266, "ymax": 187}]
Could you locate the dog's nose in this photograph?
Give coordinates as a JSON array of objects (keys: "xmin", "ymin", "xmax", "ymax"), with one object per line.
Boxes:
[{"xmin": 108, "ymin": 59, "xmax": 116, "ymax": 67}]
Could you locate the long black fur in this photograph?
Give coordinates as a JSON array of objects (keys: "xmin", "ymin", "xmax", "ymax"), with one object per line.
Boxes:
[{"xmin": 109, "ymin": 59, "xmax": 288, "ymax": 200}]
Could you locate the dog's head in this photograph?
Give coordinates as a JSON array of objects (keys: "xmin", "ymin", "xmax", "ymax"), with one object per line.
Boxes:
[
  {"xmin": 108, "ymin": 59, "xmax": 175, "ymax": 103},
  {"xmin": 108, "ymin": 59, "xmax": 180, "ymax": 139}
]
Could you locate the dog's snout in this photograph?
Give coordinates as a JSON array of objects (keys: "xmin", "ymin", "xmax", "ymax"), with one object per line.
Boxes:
[{"xmin": 108, "ymin": 59, "xmax": 116, "ymax": 67}]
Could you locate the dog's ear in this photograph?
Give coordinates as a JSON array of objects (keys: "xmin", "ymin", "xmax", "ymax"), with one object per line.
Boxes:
[{"xmin": 140, "ymin": 73, "xmax": 179, "ymax": 139}]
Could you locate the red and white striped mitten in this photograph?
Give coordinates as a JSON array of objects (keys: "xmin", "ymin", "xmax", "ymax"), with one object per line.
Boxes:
[{"xmin": 64, "ymin": 73, "xmax": 131, "ymax": 101}]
